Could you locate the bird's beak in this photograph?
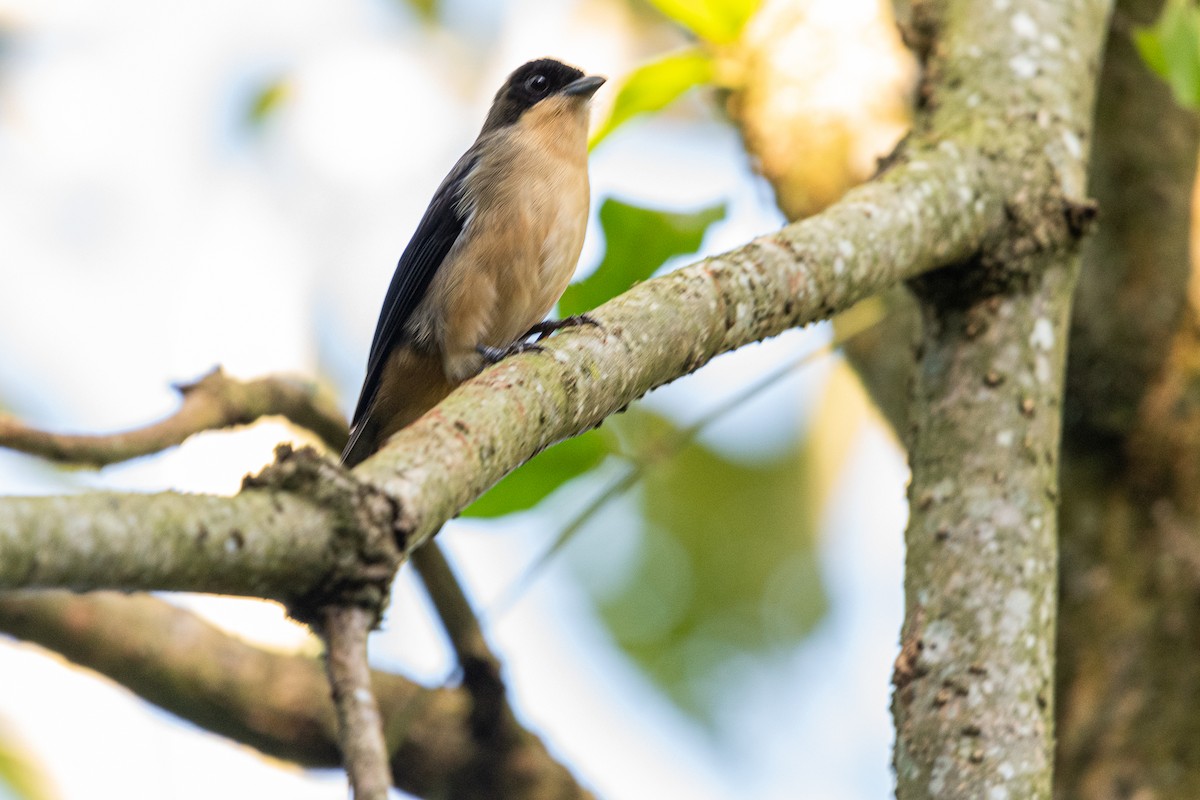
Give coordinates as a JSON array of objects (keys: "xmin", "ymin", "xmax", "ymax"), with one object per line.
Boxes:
[{"xmin": 562, "ymin": 75, "xmax": 606, "ymax": 98}]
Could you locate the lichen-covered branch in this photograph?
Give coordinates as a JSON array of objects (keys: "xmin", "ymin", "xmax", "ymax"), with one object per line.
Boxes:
[
  {"xmin": 0, "ymin": 487, "xmax": 338, "ymax": 597},
  {"xmin": 0, "ymin": 367, "xmax": 348, "ymax": 466},
  {"xmin": 0, "ymin": 445, "xmax": 400, "ymax": 614},
  {"xmin": 888, "ymin": 0, "xmax": 1109, "ymax": 796},
  {"xmin": 357, "ymin": 144, "xmax": 1012, "ymax": 549},
  {"xmin": 0, "ymin": 144, "xmax": 1013, "ymax": 590},
  {"xmin": 0, "ymin": 591, "xmax": 591, "ymax": 799}
]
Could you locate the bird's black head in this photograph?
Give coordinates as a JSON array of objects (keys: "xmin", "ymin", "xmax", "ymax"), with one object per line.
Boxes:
[{"xmin": 482, "ymin": 58, "xmax": 604, "ymax": 132}]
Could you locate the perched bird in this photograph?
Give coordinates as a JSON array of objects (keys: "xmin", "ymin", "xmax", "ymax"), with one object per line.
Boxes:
[{"xmin": 342, "ymin": 58, "xmax": 605, "ymax": 467}]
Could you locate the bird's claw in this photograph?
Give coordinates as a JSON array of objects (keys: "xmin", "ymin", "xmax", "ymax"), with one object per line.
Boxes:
[
  {"xmin": 479, "ymin": 315, "xmax": 600, "ymax": 365},
  {"xmin": 478, "ymin": 340, "xmax": 546, "ymax": 365},
  {"xmin": 524, "ymin": 314, "xmax": 602, "ymax": 342}
]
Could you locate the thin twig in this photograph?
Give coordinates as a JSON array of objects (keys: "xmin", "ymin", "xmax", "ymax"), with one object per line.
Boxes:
[
  {"xmin": 411, "ymin": 543, "xmax": 519, "ymax": 745},
  {"xmin": 0, "ymin": 366, "xmax": 348, "ymax": 466},
  {"xmin": 319, "ymin": 605, "xmax": 393, "ymax": 800}
]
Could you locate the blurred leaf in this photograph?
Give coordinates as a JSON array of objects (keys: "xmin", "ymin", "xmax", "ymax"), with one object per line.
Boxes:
[
  {"xmin": 463, "ymin": 429, "xmax": 613, "ymax": 518},
  {"xmin": 493, "ymin": 303, "xmax": 886, "ymax": 614},
  {"xmin": 246, "ymin": 79, "xmax": 289, "ymax": 127},
  {"xmin": 560, "ymin": 198, "xmax": 725, "ymax": 316},
  {"xmin": 399, "ymin": 0, "xmax": 441, "ymax": 21},
  {"xmin": 589, "ymin": 48, "xmax": 714, "ymax": 148},
  {"xmin": 645, "ymin": 0, "xmax": 760, "ymax": 43},
  {"xmin": 0, "ymin": 724, "xmax": 55, "ymax": 800},
  {"xmin": 1134, "ymin": 0, "xmax": 1200, "ymax": 108},
  {"xmin": 590, "ymin": 410, "xmax": 826, "ymax": 726}
]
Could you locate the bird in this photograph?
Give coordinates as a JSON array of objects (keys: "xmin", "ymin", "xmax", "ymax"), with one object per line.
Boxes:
[{"xmin": 341, "ymin": 58, "xmax": 605, "ymax": 468}]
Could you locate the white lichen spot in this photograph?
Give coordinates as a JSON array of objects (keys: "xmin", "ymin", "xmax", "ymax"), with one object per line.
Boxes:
[
  {"xmin": 1009, "ymin": 55, "xmax": 1037, "ymax": 79},
  {"xmin": 996, "ymin": 430, "xmax": 1014, "ymax": 447},
  {"xmin": 958, "ymin": 185, "xmax": 973, "ymax": 203},
  {"xmin": 1035, "ymin": 354, "xmax": 1052, "ymax": 384},
  {"xmin": 998, "ymin": 762, "xmax": 1016, "ymax": 780},
  {"xmin": 967, "ymin": 93, "xmax": 981, "ymax": 108},
  {"xmin": 1042, "ymin": 33, "xmax": 1062, "ymax": 51},
  {"xmin": 1062, "ymin": 129, "xmax": 1083, "ymax": 159},
  {"xmin": 994, "ymin": 0, "xmax": 1011, "ymax": 9},
  {"xmin": 989, "ymin": 786, "xmax": 1011, "ymax": 800},
  {"xmin": 930, "ymin": 754, "xmax": 954, "ymax": 796},
  {"xmin": 1030, "ymin": 516, "xmax": 1044, "ymax": 532},
  {"xmin": 354, "ymin": 688, "xmax": 374, "ymax": 704},
  {"xmin": 1011, "ymin": 11, "xmax": 1037, "ymax": 38},
  {"xmin": 1001, "ymin": 588, "xmax": 1034, "ymax": 643},
  {"xmin": 834, "ymin": 257, "xmax": 846, "ymax": 275},
  {"xmin": 922, "ymin": 619, "xmax": 956, "ymax": 664},
  {"xmin": 1029, "ymin": 317, "xmax": 1054, "ymax": 351}
]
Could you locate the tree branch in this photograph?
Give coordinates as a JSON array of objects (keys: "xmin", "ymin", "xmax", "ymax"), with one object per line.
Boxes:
[
  {"xmin": 0, "ymin": 446, "xmax": 399, "ymax": 607},
  {"xmin": 0, "ymin": 144, "xmax": 1013, "ymax": 594},
  {"xmin": 357, "ymin": 145, "xmax": 1013, "ymax": 551},
  {"xmin": 0, "ymin": 367, "xmax": 348, "ymax": 465},
  {"xmin": 1055, "ymin": 0, "xmax": 1200, "ymax": 796},
  {"xmin": 318, "ymin": 605, "xmax": 393, "ymax": 799},
  {"xmin": 411, "ymin": 545, "xmax": 517, "ymax": 744},
  {"xmin": 890, "ymin": 0, "xmax": 1109, "ymax": 797},
  {"xmin": 0, "ymin": 591, "xmax": 590, "ymax": 799},
  {"xmin": 1065, "ymin": 0, "xmax": 1200, "ymax": 443}
]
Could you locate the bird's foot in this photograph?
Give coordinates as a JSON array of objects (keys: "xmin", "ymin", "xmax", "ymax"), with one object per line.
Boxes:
[
  {"xmin": 477, "ymin": 340, "xmax": 545, "ymax": 365},
  {"xmin": 524, "ymin": 314, "xmax": 602, "ymax": 342}
]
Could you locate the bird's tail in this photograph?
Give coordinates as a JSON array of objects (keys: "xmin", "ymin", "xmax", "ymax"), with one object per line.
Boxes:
[{"xmin": 341, "ymin": 420, "xmax": 380, "ymax": 468}]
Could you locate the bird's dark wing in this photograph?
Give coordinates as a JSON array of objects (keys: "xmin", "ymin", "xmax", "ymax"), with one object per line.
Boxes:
[{"xmin": 348, "ymin": 149, "xmax": 479, "ymax": 433}]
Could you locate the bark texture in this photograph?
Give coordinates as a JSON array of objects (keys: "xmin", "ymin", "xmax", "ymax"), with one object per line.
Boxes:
[{"xmin": 890, "ymin": 0, "xmax": 1108, "ymax": 797}]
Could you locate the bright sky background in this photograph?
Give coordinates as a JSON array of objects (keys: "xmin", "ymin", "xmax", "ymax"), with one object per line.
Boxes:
[{"xmin": 0, "ymin": 0, "xmax": 910, "ymax": 797}]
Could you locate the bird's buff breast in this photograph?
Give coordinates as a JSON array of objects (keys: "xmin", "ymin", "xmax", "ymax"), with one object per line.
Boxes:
[{"xmin": 428, "ymin": 107, "xmax": 589, "ymax": 383}]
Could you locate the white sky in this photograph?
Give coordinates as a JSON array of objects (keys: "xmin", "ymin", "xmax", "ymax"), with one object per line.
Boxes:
[{"xmin": 0, "ymin": 0, "xmax": 909, "ymax": 797}]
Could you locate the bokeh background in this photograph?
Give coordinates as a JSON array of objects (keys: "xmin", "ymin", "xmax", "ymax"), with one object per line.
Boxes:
[{"xmin": 0, "ymin": 0, "xmax": 915, "ymax": 797}]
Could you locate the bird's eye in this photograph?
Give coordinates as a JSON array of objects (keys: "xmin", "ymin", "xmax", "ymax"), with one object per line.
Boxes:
[{"xmin": 525, "ymin": 74, "xmax": 549, "ymax": 94}]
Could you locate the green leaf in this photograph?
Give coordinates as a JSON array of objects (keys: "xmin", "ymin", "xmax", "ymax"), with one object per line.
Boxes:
[
  {"xmin": 462, "ymin": 429, "xmax": 613, "ymax": 518},
  {"xmin": 645, "ymin": 0, "xmax": 760, "ymax": 43},
  {"xmin": 0, "ymin": 724, "xmax": 55, "ymax": 800},
  {"xmin": 559, "ymin": 198, "xmax": 726, "ymax": 316},
  {"xmin": 589, "ymin": 48, "xmax": 714, "ymax": 148},
  {"xmin": 1134, "ymin": 0, "xmax": 1200, "ymax": 108},
  {"xmin": 401, "ymin": 0, "xmax": 441, "ymax": 21},
  {"xmin": 246, "ymin": 79, "xmax": 289, "ymax": 127},
  {"xmin": 586, "ymin": 410, "xmax": 827, "ymax": 726}
]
